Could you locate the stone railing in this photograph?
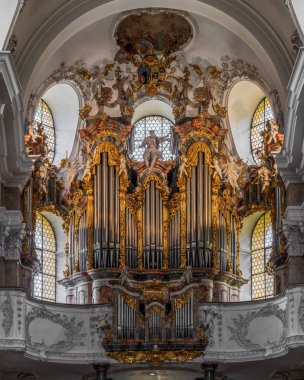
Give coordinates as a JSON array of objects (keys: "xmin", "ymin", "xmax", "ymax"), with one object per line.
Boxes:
[{"xmin": 0, "ymin": 286, "xmax": 304, "ymax": 364}]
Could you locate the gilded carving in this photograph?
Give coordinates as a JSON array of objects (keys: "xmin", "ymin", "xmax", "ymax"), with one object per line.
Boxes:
[
  {"xmin": 107, "ymin": 348, "xmax": 203, "ymax": 365},
  {"xmin": 174, "ymin": 290, "xmax": 192, "ymax": 310}
]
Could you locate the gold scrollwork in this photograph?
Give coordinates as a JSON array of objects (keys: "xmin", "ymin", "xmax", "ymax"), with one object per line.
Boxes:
[
  {"xmin": 186, "ymin": 141, "xmax": 212, "ymax": 166},
  {"xmin": 107, "ymin": 349, "xmax": 203, "ymax": 365},
  {"xmin": 174, "ymin": 290, "xmax": 192, "ymax": 310},
  {"xmin": 92, "ymin": 141, "xmax": 120, "ymax": 167},
  {"xmin": 122, "ymin": 294, "xmax": 137, "ymax": 310},
  {"xmin": 145, "ymin": 305, "xmax": 165, "ymax": 319}
]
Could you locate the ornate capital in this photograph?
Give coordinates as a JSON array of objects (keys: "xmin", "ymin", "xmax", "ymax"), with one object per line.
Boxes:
[{"xmin": 283, "ymin": 223, "xmax": 304, "ymax": 256}]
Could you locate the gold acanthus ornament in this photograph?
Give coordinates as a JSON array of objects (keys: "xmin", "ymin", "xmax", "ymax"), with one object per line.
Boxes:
[
  {"xmin": 107, "ymin": 349, "xmax": 204, "ymax": 365},
  {"xmin": 174, "ymin": 290, "xmax": 193, "ymax": 310}
]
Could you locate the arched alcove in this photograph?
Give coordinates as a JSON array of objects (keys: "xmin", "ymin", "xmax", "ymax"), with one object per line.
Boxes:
[
  {"xmin": 132, "ymin": 99, "xmax": 174, "ymax": 124},
  {"xmin": 39, "ymin": 83, "xmax": 80, "ymax": 166},
  {"xmin": 227, "ymin": 81, "xmax": 266, "ymax": 163}
]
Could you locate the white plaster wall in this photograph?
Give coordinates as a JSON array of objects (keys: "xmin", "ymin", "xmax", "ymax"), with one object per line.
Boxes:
[
  {"xmin": 228, "ymin": 81, "xmax": 265, "ymax": 163},
  {"xmin": 42, "ymin": 84, "xmax": 80, "ymax": 166},
  {"xmin": 0, "ymin": 0, "xmax": 19, "ymax": 49}
]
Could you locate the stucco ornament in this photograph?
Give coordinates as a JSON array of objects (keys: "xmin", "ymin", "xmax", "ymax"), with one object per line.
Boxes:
[
  {"xmin": 283, "ymin": 223, "xmax": 304, "ymax": 256},
  {"xmin": 198, "ymin": 305, "xmax": 217, "ymax": 346},
  {"xmin": 228, "ymin": 304, "xmax": 287, "ymax": 350},
  {"xmin": 0, "ymin": 224, "xmax": 26, "ymax": 260},
  {"xmin": 298, "ymin": 295, "xmax": 304, "ymax": 332},
  {"xmin": 1, "ymin": 294, "xmax": 13, "ymax": 337},
  {"xmin": 25, "ymin": 306, "xmax": 86, "ymax": 355}
]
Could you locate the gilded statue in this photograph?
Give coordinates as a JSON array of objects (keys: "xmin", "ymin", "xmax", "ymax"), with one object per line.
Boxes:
[
  {"xmin": 24, "ymin": 121, "xmax": 49, "ymax": 157},
  {"xmin": 262, "ymin": 119, "xmax": 284, "ymax": 154}
]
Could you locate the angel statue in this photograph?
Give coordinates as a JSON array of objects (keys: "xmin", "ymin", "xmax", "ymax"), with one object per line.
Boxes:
[
  {"xmin": 222, "ymin": 156, "xmax": 242, "ymax": 193},
  {"xmin": 140, "ymin": 130, "xmax": 169, "ymax": 172},
  {"xmin": 179, "ymin": 155, "xmax": 190, "ymax": 179},
  {"xmin": 210, "ymin": 156, "xmax": 222, "ymax": 179},
  {"xmin": 117, "ymin": 154, "xmax": 128, "ymax": 177}
]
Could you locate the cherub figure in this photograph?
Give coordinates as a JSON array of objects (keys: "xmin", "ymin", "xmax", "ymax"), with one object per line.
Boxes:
[
  {"xmin": 117, "ymin": 155, "xmax": 128, "ymax": 177},
  {"xmin": 82, "ymin": 159, "xmax": 92, "ymax": 181},
  {"xmin": 210, "ymin": 156, "xmax": 222, "ymax": 179},
  {"xmin": 257, "ymin": 166, "xmax": 272, "ymax": 192},
  {"xmin": 222, "ymin": 156, "xmax": 241, "ymax": 193},
  {"xmin": 66, "ymin": 158, "xmax": 78, "ymax": 193},
  {"xmin": 38, "ymin": 165, "xmax": 49, "ymax": 194},
  {"xmin": 179, "ymin": 155, "xmax": 190, "ymax": 179}
]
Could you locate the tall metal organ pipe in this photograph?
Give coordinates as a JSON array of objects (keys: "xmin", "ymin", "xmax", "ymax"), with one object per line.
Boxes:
[
  {"xmin": 143, "ymin": 181, "xmax": 163, "ymax": 269},
  {"xmin": 126, "ymin": 208, "xmax": 137, "ymax": 268},
  {"xmin": 78, "ymin": 210, "xmax": 88, "ymax": 271},
  {"xmin": 69, "ymin": 214, "xmax": 75, "ymax": 274},
  {"xmin": 168, "ymin": 210, "xmax": 181, "ymax": 268},
  {"xmin": 93, "ymin": 152, "xmax": 120, "ymax": 269},
  {"xmin": 230, "ymin": 214, "xmax": 237, "ymax": 273},
  {"xmin": 186, "ymin": 153, "xmax": 212, "ymax": 268},
  {"xmin": 218, "ymin": 211, "xmax": 227, "ymax": 271}
]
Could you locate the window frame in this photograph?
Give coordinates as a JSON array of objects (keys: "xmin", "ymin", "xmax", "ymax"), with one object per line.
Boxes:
[
  {"xmin": 250, "ymin": 97, "xmax": 274, "ymax": 164},
  {"xmin": 34, "ymin": 99, "xmax": 56, "ymax": 163},
  {"xmin": 33, "ymin": 212, "xmax": 57, "ymax": 302},
  {"xmin": 251, "ymin": 211, "xmax": 274, "ymax": 300}
]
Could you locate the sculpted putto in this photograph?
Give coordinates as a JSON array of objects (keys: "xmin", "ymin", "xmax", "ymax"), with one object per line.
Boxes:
[{"xmin": 222, "ymin": 156, "xmax": 242, "ymax": 193}]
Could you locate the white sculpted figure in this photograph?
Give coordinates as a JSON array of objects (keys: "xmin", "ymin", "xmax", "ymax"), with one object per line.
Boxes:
[
  {"xmin": 179, "ymin": 155, "xmax": 190, "ymax": 179},
  {"xmin": 257, "ymin": 166, "xmax": 272, "ymax": 192},
  {"xmin": 66, "ymin": 158, "xmax": 78, "ymax": 192},
  {"xmin": 39, "ymin": 165, "xmax": 49, "ymax": 194},
  {"xmin": 140, "ymin": 130, "xmax": 169, "ymax": 172},
  {"xmin": 222, "ymin": 156, "xmax": 241, "ymax": 192},
  {"xmin": 82, "ymin": 159, "xmax": 92, "ymax": 181},
  {"xmin": 117, "ymin": 155, "xmax": 128, "ymax": 177},
  {"xmin": 210, "ymin": 156, "xmax": 222, "ymax": 179}
]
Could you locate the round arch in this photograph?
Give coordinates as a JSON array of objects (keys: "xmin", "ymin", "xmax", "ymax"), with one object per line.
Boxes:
[
  {"xmin": 18, "ymin": 0, "xmax": 291, "ymax": 113},
  {"xmin": 227, "ymin": 80, "xmax": 269, "ymax": 163},
  {"xmin": 32, "ymin": 83, "xmax": 81, "ymax": 166}
]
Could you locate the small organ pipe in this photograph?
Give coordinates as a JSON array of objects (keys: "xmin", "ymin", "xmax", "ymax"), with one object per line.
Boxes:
[{"xmin": 191, "ymin": 166, "xmax": 196, "ymax": 266}]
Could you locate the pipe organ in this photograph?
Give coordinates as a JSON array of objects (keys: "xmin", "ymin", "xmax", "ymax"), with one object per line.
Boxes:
[
  {"xmin": 22, "ymin": 22, "xmax": 286, "ymax": 364},
  {"xmin": 24, "ymin": 106, "xmax": 286, "ymax": 364}
]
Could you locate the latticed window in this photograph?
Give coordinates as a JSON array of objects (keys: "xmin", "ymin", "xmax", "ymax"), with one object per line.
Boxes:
[
  {"xmin": 250, "ymin": 97, "xmax": 274, "ymax": 163},
  {"xmin": 34, "ymin": 99, "xmax": 55, "ymax": 162},
  {"xmin": 33, "ymin": 213, "xmax": 56, "ymax": 302},
  {"xmin": 131, "ymin": 116, "xmax": 174, "ymax": 161},
  {"xmin": 251, "ymin": 211, "xmax": 274, "ymax": 300}
]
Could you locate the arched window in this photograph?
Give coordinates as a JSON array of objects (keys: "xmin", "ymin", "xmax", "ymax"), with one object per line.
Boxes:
[
  {"xmin": 34, "ymin": 99, "xmax": 56, "ymax": 162},
  {"xmin": 250, "ymin": 97, "xmax": 274, "ymax": 163},
  {"xmin": 131, "ymin": 116, "xmax": 174, "ymax": 161},
  {"xmin": 251, "ymin": 211, "xmax": 274, "ymax": 300},
  {"xmin": 33, "ymin": 213, "xmax": 56, "ymax": 302}
]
